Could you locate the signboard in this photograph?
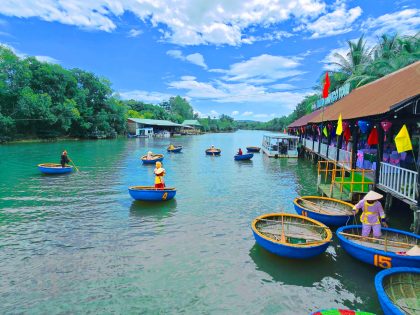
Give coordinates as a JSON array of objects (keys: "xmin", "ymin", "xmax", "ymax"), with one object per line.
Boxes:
[{"xmin": 311, "ymin": 83, "xmax": 351, "ymax": 110}]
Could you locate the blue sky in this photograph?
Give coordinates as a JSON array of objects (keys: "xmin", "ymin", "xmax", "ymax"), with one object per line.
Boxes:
[{"xmin": 1, "ymin": 0, "xmax": 420, "ymax": 121}]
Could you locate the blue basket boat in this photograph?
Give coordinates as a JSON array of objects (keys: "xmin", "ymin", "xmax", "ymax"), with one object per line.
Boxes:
[
  {"xmin": 337, "ymin": 225, "xmax": 420, "ymax": 269},
  {"xmin": 234, "ymin": 153, "xmax": 253, "ymax": 160},
  {"xmin": 167, "ymin": 146, "xmax": 183, "ymax": 152},
  {"xmin": 38, "ymin": 163, "xmax": 73, "ymax": 174},
  {"xmin": 246, "ymin": 146, "xmax": 261, "ymax": 152},
  {"xmin": 205, "ymin": 149, "xmax": 221, "ymax": 155},
  {"xmin": 310, "ymin": 309, "xmax": 376, "ymax": 315},
  {"xmin": 375, "ymin": 267, "xmax": 420, "ymax": 315},
  {"xmin": 141, "ymin": 154, "xmax": 164, "ymax": 164},
  {"xmin": 128, "ymin": 186, "xmax": 177, "ymax": 201},
  {"xmin": 252, "ymin": 213, "xmax": 332, "ymax": 259},
  {"xmin": 294, "ymin": 196, "xmax": 356, "ymax": 226}
]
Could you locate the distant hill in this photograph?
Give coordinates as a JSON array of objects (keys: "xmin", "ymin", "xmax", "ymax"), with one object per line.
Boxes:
[{"xmin": 235, "ymin": 120, "xmax": 260, "ymax": 123}]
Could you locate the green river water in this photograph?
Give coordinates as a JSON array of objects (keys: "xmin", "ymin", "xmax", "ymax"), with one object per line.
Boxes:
[{"xmin": 2, "ymin": 130, "xmax": 411, "ymax": 314}]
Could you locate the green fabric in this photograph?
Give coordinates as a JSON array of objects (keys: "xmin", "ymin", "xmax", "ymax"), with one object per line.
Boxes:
[
  {"xmin": 335, "ymin": 172, "xmax": 373, "ymax": 192},
  {"xmin": 363, "ymin": 153, "xmax": 376, "ymax": 163}
]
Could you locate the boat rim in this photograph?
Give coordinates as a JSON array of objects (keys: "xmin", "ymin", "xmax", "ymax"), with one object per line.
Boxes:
[
  {"xmin": 38, "ymin": 163, "xmax": 73, "ymax": 168},
  {"xmin": 140, "ymin": 154, "xmax": 164, "ymax": 160},
  {"xmin": 293, "ymin": 196, "xmax": 356, "ymax": 216},
  {"xmin": 252, "ymin": 213, "xmax": 332, "ymax": 247},
  {"xmin": 337, "ymin": 225, "xmax": 420, "ymax": 259},
  {"xmin": 205, "ymin": 148, "xmax": 221, "ymax": 152},
  {"xmin": 129, "ymin": 186, "xmax": 176, "ymax": 191},
  {"xmin": 246, "ymin": 146, "xmax": 261, "ymax": 149},
  {"xmin": 166, "ymin": 146, "xmax": 183, "ymax": 150}
]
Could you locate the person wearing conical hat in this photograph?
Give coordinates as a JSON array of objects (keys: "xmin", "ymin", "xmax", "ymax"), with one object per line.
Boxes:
[
  {"xmin": 154, "ymin": 161, "xmax": 165, "ymax": 190},
  {"xmin": 352, "ymin": 191, "xmax": 387, "ymax": 239},
  {"xmin": 61, "ymin": 150, "xmax": 70, "ymax": 168}
]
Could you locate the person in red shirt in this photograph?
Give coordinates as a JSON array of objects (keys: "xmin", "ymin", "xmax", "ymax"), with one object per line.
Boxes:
[
  {"xmin": 237, "ymin": 148, "xmax": 243, "ymax": 155},
  {"xmin": 154, "ymin": 161, "xmax": 165, "ymax": 190}
]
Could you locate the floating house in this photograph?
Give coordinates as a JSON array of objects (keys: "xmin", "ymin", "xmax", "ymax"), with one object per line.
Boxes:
[
  {"xmin": 287, "ymin": 60, "xmax": 420, "ymax": 234},
  {"xmin": 126, "ymin": 118, "xmax": 191, "ymax": 137},
  {"xmin": 182, "ymin": 120, "xmax": 203, "ymax": 132},
  {"xmin": 262, "ymin": 134, "xmax": 300, "ymax": 158}
]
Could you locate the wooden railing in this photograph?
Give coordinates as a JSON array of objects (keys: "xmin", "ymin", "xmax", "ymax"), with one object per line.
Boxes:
[
  {"xmin": 379, "ymin": 163, "xmax": 418, "ymax": 202},
  {"xmin": 332, "ymin": 168, "xmax": 374, "ymax": 193},
  {"xmin": 317, "ymin": 160, "xmax": 352, "ymax": 183}
]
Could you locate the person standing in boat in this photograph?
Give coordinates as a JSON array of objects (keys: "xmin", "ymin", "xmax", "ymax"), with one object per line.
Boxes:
[
  {"xmin": 154, "ymin": 161, "xmax": 165, "ymax": 190},
  {"xmin": 352, "ymin": 191, "xmax": 387, "ymax": 239},
  {"xmin": 237, "ymin": 148, "xmax": 243, "ymax": 155},
  {"xmin": 61, "ymin": 150, "xmax": 70, "ymax": 168},
  {"xmin": 147, "ymin": 151, "xmax": 153, "ymax": 160},
  {"xmin": 169, "ymin": 144, "xmax": 175, "ymax": 150}
]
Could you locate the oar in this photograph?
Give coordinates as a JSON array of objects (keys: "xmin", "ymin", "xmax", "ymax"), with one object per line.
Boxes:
[
  {"xmin": 281, "ymin": 205, "xmax": 286, "ymax": 243},
  {"xmin": 67, "ymin": 155, "xmax": 79, "ymax": 171}
]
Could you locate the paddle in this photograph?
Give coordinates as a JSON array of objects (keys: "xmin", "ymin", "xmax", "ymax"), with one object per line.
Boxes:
[
  {"xmin": 281, "ymin": 205, "xmax": 286, "ymax": 243},
  {"xmin": 67, "ymin": 155, "xmax": 79, "ymax": 171}
]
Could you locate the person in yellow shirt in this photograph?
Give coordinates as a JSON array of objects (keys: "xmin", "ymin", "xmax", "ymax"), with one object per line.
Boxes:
[
  {"xmin": 169, "ymin": 144, "xmax": 175, "ymax": 150},
  {"xmin": 154, "ymin": 161, "xmax": 165, "ymax": 190}
]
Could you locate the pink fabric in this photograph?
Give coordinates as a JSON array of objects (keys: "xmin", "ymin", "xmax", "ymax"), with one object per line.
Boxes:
[
  {"xmin": 382, "ymin": 157, "xmax": 388, "ymax": 162},
  {"xmin": 362, "ymin": 223, "xmax": 382, "ymax": 238},
  {"xmin": 357, "ymin": 153, "xmax": 363, "ymax": 161},
  {"xmin": 390, "ymin": 158, "xmax": 400, "ymax": 166}
]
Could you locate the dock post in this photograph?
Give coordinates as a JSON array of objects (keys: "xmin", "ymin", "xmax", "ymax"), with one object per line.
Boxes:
[
  {"xmin": 375, "ymin": 124, "xmax": 384, "ymax": 186},
  {"xmin": 384, "ymin": 193, "xmax": 393, "ymax": 214},
  {"xmin": 351, "ymin": 123, "xmax": 359, "ymax": 169},
  {"xmin": 336, "ymin": 134, "xmax": 343, "ymax": 161}
]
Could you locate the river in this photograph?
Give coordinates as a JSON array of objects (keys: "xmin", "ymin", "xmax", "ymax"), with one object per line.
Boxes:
[{"xmin": 0, "ymin": 130, "xmax": 391, "ymax": 314}]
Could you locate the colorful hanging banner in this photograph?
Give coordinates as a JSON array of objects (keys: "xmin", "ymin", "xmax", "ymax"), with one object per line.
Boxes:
[
  {"xmin": 395, "ymin": 125, "xmax": 412, "ymax": 153},
  {"xmin": 336, "ymin": 114, "xmax": 343, "ymax": 135},
  {"xmin": 367, "ymin": 126, "xmax": 378, "ymax": 145}
]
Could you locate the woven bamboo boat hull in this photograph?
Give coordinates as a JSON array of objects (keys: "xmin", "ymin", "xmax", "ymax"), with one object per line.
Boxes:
[
  {"xmin": 234, "ymin": 153, "xmax": 253, "ymax": 160},
  {"xmin": 129, "ymin": 186, "xmax": 176, "ymax": 201},
  {"xmin": 246, "ymin": 147, "xmax": 261, "ymax": 152},
  {"xmin": 167, "ymin": 146, "xmax": 183, "ymax": 152},
  {"xmin": 337, "ymin": 226, "xmax": 420, "ymax": 269},
  {"xmin": 294, "ymin": 197, "xmax": 355, "ymax": 226},
  {"xmin": 205, "ymin": 149, "xmax": 221, "ymax": 155},
  {"xmin": 141, "ymin": 154, "xmax": 164, "ymax": 164},
  {"xmin": 310, "ymin": 310, "xmax": 376, "ymax": 315},
  {"xmin": 251, "ymin": 213, "xmax": 332, "ymax": 259},
  {"xmin": 375, "ymin": 267, "xmax": 420, "ymax": 315},
  {"xmin": 38, "ymin": 163, "xmax": 73, "ymax": 174}
]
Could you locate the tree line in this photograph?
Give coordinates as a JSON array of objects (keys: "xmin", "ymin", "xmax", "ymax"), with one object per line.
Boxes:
[{"xmin": 239, "ymin": 30, "xmax": 420, "ymax": 131}]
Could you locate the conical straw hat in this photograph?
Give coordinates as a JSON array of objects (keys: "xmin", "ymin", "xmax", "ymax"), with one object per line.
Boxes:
[
  {"xmin": 364, "ymin": 191, "xmax": 383, "ymax": 201},
  {"xmin": 407, "ymin": 246, "xmax": 420, "ymax": 256}
]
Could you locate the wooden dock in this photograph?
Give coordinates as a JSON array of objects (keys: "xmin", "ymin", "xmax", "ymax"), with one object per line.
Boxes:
[{"xmin": 317, "ymin": 184, "xmax": 351, "ymax": 201}]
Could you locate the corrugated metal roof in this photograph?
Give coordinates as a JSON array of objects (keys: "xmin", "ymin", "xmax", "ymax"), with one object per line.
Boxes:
[
  {"xmin": 182, "ymin": 120, "xmax": 202, "ymax": 126},
  {"xmin": 310, "ymin": 60, "xmax": 420, "ymax": 123},
  {"xmin": 127, "ymin": 118, "xmax": 191, "ymax": 128},
  {"xmin": 287, "ymin": 109, "xmax": 323, "ymax": 128}
]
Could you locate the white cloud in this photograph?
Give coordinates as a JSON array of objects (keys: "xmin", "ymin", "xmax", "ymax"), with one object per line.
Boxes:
[
  {"xmin": 119, "ymin": 90, "xmax": 174, "ymax": 103},
  {"xmin": 241, "ymin": 30, "xmax": 295, "ymax": 44},
  {"xmin": 181, "ymin": 76, "xmax": 196, "ymax": 81},
  {"xmin": 0, "ymin": 31, "xmax": 14, "ymax": 38},
  {"xmin": 209, "ymin": 110, "xmax": 219, "ymax": 116},
  {"xmin": 167, "ymin": 50, "xmax": 207, "ymax": 68},
  {"xmin": 210, "ymin": 54, "xmax": 306, "ymax": 84},
  {"xmin": 0, "ymin": 0, "xmax": 326, "ymax": 46},
  {"xmin": 232, "ymin": 111, "xmax": 239, "ymax": 115},
  {"xmin": 242, "ymin": 111, "xmax": 253, "ymax": 116},
  {"xmin": 302, "ymin": 4, "xmax": 363, "ymax": 39},
  {"xmin": 288, "ymin": 77, "xmax": 306, "ymax": 82},
  {"xmin": 362, "ymin": 9, "xmax": 420, "ymax": 37},
  {"xmin": 269, "ymin": 83, "xmax": 297, "ymax": 90},
  {"xmin": 127, "ymin": 29, "xmax": 143, "ymax": 37},
  {"xmin": 270, "ymin": 113, "xmax": 275, "ymax": 117},
  {"xmin": 254, "ymin": 114, "xmax": 268, "ymax": 117},
  {"xmin": 1, "ymin": 43, "xmax": 59, "ymax": 62},
  {"xmin": 35, "ymin": 55, "xmax": 60, "ymax": 63}
]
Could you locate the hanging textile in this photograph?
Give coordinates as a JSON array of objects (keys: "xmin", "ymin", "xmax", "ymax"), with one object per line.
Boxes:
[
  {"xmin": 367, "ymin": 126, "xmax": 378, "ymax": 146},
  {"xmin": 395, "ymin": 125, "xmax": 412, "ymax": 153}
]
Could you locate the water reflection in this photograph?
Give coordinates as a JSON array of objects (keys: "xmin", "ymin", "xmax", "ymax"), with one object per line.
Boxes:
[{"xmin": 129, "ymin": 199, "xmax": 177, "ymax": 221}]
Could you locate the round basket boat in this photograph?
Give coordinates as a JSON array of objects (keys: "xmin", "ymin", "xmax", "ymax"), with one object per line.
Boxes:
[
  {"xmin": 167, "ymin": 146, "xmax": 183, "ymax": 152},
  {"xmin": 246, "ymin": 146, "xmax": 261, "ymax": 152},
  {"xmin": 234, "ymin": 153, "xmax": 253, "ymax": 160},
  {"xmin": 251, "ymin": 213, "xmax": 332, "ymax": 259},
  {"xmin": 337, "ymin": 225, "xmax": 420, "ymax": 269},
  {"xmin": 310, "ymin": 309, "xmax": 376, "ymax": 315},
  {"xmin": 293, "ymin": 196, "xmax": 356, "ymax": 226},
  {"xmin": 38, "ymin": 163, "xmax": 73, "ymax": 174},
  {"xmin": 141, "ymin": 154, "xmax": 164, "ymax": 164},
  {"xmin": 128, "ymin": 186, "xmax": 176, "ymax": 201},
  {"xmin": 205, "ymin": 148, "xmax": 221, "ymax": 155},
  {"xmin": 375, "ymin": 267, "xmax": 420, "ymax": 315}
]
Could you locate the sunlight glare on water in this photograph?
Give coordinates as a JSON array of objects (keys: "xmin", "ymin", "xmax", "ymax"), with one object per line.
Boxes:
[{"xmin": 0, "ymin": 131, "xmax": 384, "ymax": 314}]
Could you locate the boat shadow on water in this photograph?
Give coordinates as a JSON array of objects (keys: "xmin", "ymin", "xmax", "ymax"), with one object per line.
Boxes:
[{"xmin": 129, "ymin": 198, "xmax": 177, "ymax": 221}]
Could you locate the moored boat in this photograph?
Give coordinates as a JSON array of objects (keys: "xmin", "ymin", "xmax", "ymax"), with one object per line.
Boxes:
[
  {"xmin": 234, "ymin": 153, "xmax": 253, "ymax": 160},
  {"xmin": 141, "ymin": 154, "xmax": 164, "ymax": 164},
  {"xmin": 251, "ymin": 213, "xmax": 332, "ymax": 259},
  {"xmin": 128, "ymin": 186, "xmax": 177, "ymax": 201},
  {"xmin": 167, "ymin": 146, "xmax": 183, "ymax": 152},
  {"xmin": 246, "ymin": 146, "xmax": 261, "ymax": 152},
  {"xmin": 205, "ymin": 148, "xmax": 221, "ymax": 155},
  {"xmin": 337, "ymin": 225, "xmax": 420, "ymax": 269},
  {"xmin": 38, "ymin": 163, "xmax": 73, "ymax": 174},
  {"xmin": 293, "ymin": 196, "xmax": 356, "ymax": 226},
  {"xmin": 375, "ymin": 267, "xmax": 420, "ymax": 315},
  {"xmin": 310, "ymin": 310, "xmax": 375, "ymax": 315}
]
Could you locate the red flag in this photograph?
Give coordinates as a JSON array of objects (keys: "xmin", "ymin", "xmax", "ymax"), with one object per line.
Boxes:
[
  {"xmin": 301, "ymin": 126, "xmax": 304, "ymax": 133},
  {"xmin": 344, "ymin": 126, "xmax": 351, "ymax": 143},
  {"xmin": 368, "ymin": 127, "xmax": 378, "ymax": 145},
  {"xmin": 323, "ymin": 71, "xmax": 330, "ymax": 99}
]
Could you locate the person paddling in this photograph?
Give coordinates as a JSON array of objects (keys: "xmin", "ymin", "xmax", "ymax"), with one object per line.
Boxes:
[
  {"xmin": 210, "ymin": 145, "xmax": 216, "ymax": 152},
  {"xmin": 352, "ymin": 191, "xmax": 387, "ymax": 239},
  {"xmin": 61, "ymin": 150, "xmax": 70, "ymax": 168},
  {"xmin": 237, "ymin": 148, "xmax": 243, "ymax": 155},
  {"xmin": 169, "ymin": 144, "xmax": 175, "ymax": 150},
  {"xmin": 154, "ymin": 161, "xmax": 165, "ymax": 190}
]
